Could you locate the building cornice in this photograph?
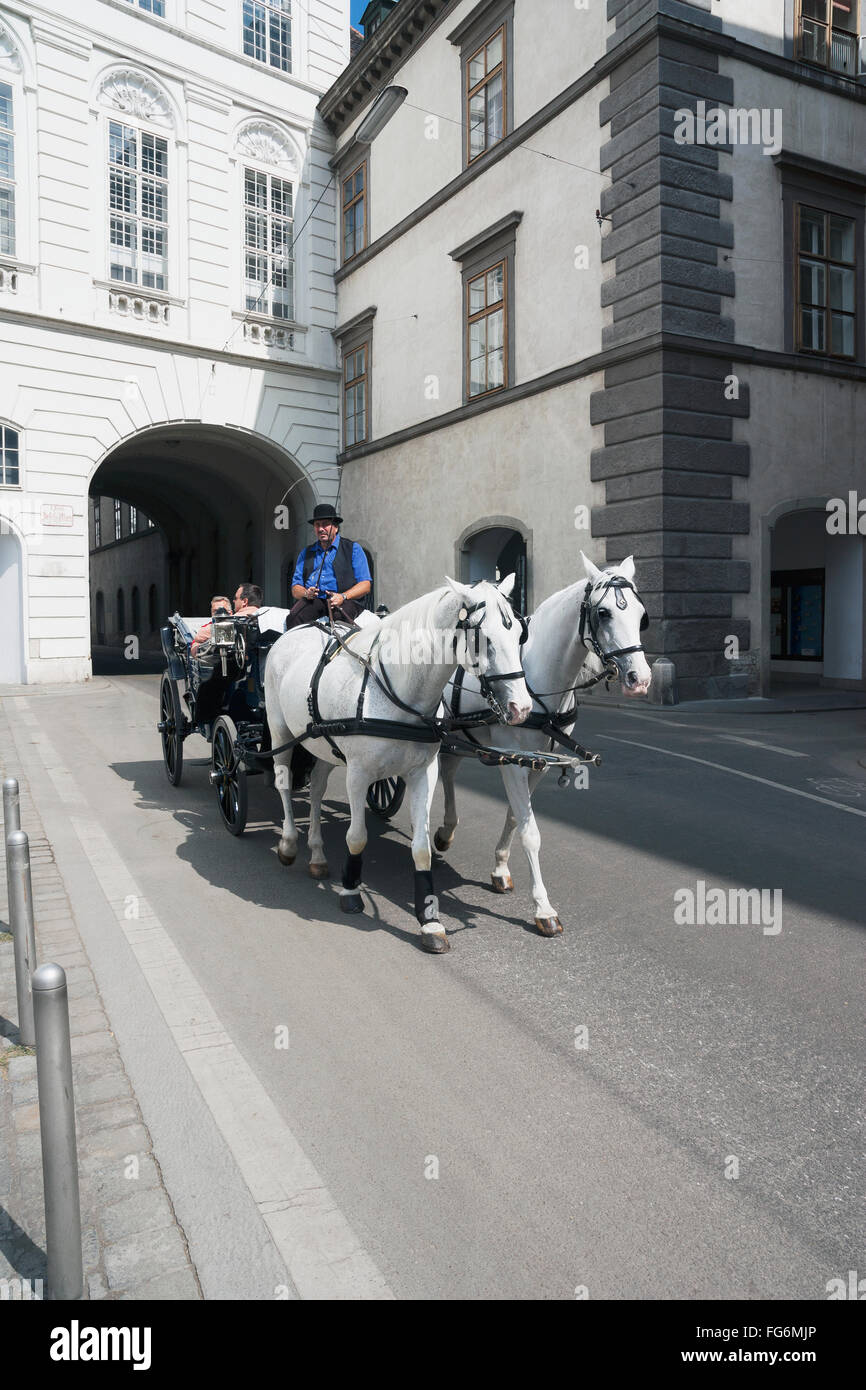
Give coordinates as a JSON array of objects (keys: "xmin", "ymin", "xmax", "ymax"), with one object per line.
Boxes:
[
  {"xmin": 319, "ymin": 0, "xmax": 460, "ymax": 134},
  {"xmin": 0, "ymin": 307, "xmax": 341, "ymax": 380},
  {"xmin": 337, "ymin": 331, "xmax": 866, "ymax": 464},
  {"xmin": 771, "ymin": 150, "xmax": 866, "ymax": 194},
  {"xmin": 333, "ymin": 305, "xmax": 378, "ymax": 340},
  {"xmin": 449, "ymin": 210, "xmax": 523, "ymax": 261}
]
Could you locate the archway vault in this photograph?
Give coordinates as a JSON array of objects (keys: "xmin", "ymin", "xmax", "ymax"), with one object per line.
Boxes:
[{"xmin": 88, "ymin": 423, "xmax": 321, "ymax": 615}]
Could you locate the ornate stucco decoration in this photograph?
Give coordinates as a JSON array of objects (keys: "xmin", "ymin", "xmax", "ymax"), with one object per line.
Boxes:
[
  {"xmin": 97, "ymin": 69, "xmax": 174, "ymax": 127},
  {"xmin": 0, "ymin": 22, "xmax": 22, "ymax": 73},
  {"xmin": 236, "ymin": 121, "xmax": 299, "ymax": 177}
]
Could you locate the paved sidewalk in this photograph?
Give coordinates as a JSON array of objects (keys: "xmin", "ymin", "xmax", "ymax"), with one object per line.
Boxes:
[{"xmin": 0, "ymin": 706, "xmax": 201, "ymax": 1301}]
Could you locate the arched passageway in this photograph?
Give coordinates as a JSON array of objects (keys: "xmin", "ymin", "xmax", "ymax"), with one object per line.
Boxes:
[
  {"xmin": 460, "ymin": 525, "xmax": 528, "ymax": 615},
  {"xmin": 0, "ymin": 530, "xmax": 25, "ymax": 683},
  {"xmin": 88, "ymin": 424, "xmax": 317, "ymax": 644}
]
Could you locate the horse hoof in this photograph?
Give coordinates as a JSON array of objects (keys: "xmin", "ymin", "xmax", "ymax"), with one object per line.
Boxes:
[
  {"xmin": 535, "ymin": 916, "xmax": 563, "ymax": 937},
  {"xmin": 340, "ymin": 892, "xmax": 364, "ymax": 914},
  {"xmin": 278, "ymin": 845, "xmax": 297, "ymax": 866},
  {"xmin": 421, "ymin": 931, "xmax": 451, "ymax": 954},
  {"xmin": 491, "ymin": 874, "xmax": 514, "ymax": 894},
  {"xmin": 308, "ymin": 862, "xmax": 329, "ymax": 880},
  {"xmin": 433, "ymin": 830, "xmax": 453, "ymax": 853}
]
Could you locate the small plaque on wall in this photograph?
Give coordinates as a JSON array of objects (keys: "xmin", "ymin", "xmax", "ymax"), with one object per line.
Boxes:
[{"xmin": 40, "ymin": 504, "xmax": 74, "ymax": 527}]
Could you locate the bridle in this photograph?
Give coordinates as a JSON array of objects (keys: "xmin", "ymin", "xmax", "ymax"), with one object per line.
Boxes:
[
  {"xmin": 455, "ymin": 597, "xmax": 524, "ymax": 723},
  {"xmin": 578, "ymin": 575, "xmax": 649, "ymax": 665}
]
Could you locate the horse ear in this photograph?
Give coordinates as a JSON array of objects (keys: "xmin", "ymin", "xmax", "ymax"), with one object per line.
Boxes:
[
  {"xmin": 581, "ymin": 550, "xmax": 603, "ymax": 584},
  {"xmin": 497, "ymin": 572, "xmax": 516, "ymax": 599},
  {"xmin": 619, "ymin": 554, "xmax": 636, "ymax": 581},
  {"xmin": 444, "ymin": 576, "xmax": 472, "ymax": 599}
]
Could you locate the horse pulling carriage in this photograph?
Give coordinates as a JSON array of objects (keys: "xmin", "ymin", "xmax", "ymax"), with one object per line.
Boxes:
[
  {"xmin": 156, "ymin": 557, "xmax": 652, "ymax": 953},
  {"xmin": 157, "ymin": 607, "xmax": 406, "ymax": 834}
]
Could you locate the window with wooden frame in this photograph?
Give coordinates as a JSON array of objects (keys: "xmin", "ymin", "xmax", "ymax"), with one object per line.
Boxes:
[
  {"xmin": 343, "ymin": 343, "xmax": 369, "ymax": 447},
  {"xmin": 466, "ymin": 27, "xmax": 506, "ymax": 164},
  {"xmin": 796, "ymin": 0, "xmax": 860, "ymax": 77},
  {"xmin": 342, "ymin": 162, "xmax": 366, "ymax": 265},
  {"xmin": 451, "ymin": 211, "xmax": 521, "ymax": 405},
  {"xmin": 449, "ymin": 0, "xmax": 514, "ymax": 170},
  {"xmin": 466, "ymin": 260, "xmax": 507, "ymax": 397},
  {"xmin": 796, "ymin": 203, "xmax": 856, "ymax": 357}
]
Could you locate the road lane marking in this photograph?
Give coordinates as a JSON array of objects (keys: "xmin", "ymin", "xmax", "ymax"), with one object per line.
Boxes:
[
  {"xmin": 718, "ymin": 735, "xmax": 808, "ymax": 758},
  {"xmin": 596, "ymin": 734, "xmax": 866, "ymax": 819},
  {"xmin": 13, "ymin": 699, "xmax": 394, "ymax": 1301}
]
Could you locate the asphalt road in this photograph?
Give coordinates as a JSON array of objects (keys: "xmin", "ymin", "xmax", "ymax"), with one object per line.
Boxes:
[{"xmin": 6, "ymin": 673, "xmax": 865, "ymax": 1300}]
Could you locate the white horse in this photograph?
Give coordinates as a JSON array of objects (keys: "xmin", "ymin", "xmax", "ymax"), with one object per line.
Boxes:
[
  {"xmin": 433, "ymin": 553, "xmax": 652, "ymax": 937},
  {"xmin": 264, "ymin": 577, "xmax": 532, "ymax": 954}
]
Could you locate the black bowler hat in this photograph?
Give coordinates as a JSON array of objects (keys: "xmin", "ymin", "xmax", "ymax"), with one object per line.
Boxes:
[{"xmin": 308, "ymin": 503, "xmax": 342, "ymax": 525}]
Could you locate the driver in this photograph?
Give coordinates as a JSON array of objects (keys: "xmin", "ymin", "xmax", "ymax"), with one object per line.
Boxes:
[{"xmin": 286, "ymin": 505, "xmax": 371, "ymax": 629}]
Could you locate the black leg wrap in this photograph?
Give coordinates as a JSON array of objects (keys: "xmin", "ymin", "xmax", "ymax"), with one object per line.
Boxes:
[
  {"xmin": 414, "ymin": 869, "xmax": 436, "ymax": 927},
  {"xmin": 342, "ymin": 852, "xmax": 364, "ymax": 891}
]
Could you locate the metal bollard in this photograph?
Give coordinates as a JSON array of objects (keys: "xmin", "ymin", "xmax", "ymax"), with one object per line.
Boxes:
[
  {"xmin": 7, "ymin": 830, "xmax": 37, "ymax": 1047},
  {"xmin": 3, "ymin": 776, "xmax": 20, "ymax": 920},
  {"xmin": 33, "ymin": 963, "xmax": 83, "ymax": 1301}
]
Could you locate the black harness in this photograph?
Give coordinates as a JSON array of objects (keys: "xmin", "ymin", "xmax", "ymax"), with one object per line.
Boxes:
[{"xmin": 578, "ymin": 574, "xmax": 649, "ymax": 663}]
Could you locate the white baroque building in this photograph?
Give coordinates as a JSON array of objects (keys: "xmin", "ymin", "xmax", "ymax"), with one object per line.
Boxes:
[{"xmin": 0, "ymin": 0, "xmax": 350, "ymax": 684}]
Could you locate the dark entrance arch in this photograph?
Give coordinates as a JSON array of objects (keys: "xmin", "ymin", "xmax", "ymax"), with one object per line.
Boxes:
[{"xmin": 459, "ymin": 522, "xmax": 529, "ymax": 615}]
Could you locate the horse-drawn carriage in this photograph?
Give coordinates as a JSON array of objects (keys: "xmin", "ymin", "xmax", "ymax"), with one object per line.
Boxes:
[
  {"xmin": 155, "ymin": 557, "xmax": 650, "ymax": 952},
  {"xmin": 157, "ymin": 607, "xmax": 405, "ymax": 835}
]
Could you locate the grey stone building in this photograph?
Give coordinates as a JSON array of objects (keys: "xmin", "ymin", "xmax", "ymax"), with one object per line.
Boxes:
[
  {"xmin": 88, "ymin": 497, "xmax": 164, "ymax": 652},
  {"xmin": 320, "ymin": 0, "xmax": 866, "ymax": 699}
]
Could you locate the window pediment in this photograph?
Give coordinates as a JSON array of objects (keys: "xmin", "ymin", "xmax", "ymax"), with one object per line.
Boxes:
[
  {"xmin": 0, "ymin": 23, "xmax": 22, "ymax": 74},
  {"xmin": 236, "ymin": 121, "xmax": 299, "ymax": 177}
]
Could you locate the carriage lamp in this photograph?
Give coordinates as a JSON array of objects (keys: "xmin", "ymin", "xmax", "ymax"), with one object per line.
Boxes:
[{"xmin": 212, "ymin": 617, "xmax": 237, "ymax": 677}]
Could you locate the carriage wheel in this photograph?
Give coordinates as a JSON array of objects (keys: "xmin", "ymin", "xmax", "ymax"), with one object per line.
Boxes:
[
  {"xmin": 158, "ymin": 673, "xmax": 184, "ymax": 787},
  {"xmin": 212, "ymin": 715, "xmax": 248, "ymax": 836},
  {"xmin": 366, "ymin": 777, "xmax": 406, "ymax": 820}
]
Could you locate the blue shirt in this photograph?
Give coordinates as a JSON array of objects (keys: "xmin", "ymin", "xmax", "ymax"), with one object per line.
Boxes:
[{"xmin": 291, "ymin": 534, "xmax": 372, "ymax": 597}]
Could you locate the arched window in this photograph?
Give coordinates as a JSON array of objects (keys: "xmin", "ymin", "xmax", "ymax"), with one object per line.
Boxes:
[
  {"xmin": 116, "ymin": 587, "xmax": 125, "ymax": 634},
  {"xmin": 0, "ymin": 423, "xmax": 19, "ymax": 486},
  {"xmin": 148, "ymin": 583, "xmax": 158, "ymax": 631},
  {"xmin": 235, "ymin": 122, "xmax": 299, "ymax": 323},
  {"xmin": 95, "ymin": 591, "xmax": 106, "ymax": 644},
  {"xmin": 96, "ymin": 69, "xmax": 176, "ymax": 295},
  {"xmin": 462, "ymin": 525, "xmax": 528, "ymax": 615},
  {"xmin": 131, "ymin": 585, "xmax": 140, "ymax": 632}
]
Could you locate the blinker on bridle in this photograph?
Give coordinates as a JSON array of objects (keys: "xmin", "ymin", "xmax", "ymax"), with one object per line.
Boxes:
[
  {"xmin": 578, "ymin": 575, "xmax": 649, "ymax": 664},
  {"xmin": 455, "ymin": 597, "xmax": 524, "ymax": 721}
]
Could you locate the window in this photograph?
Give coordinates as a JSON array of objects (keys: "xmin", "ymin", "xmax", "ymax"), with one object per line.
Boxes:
[
  {"xmin": 342, "ymin": 162, "xmax": 366, "ymax": 264},
  {"xmin": 124, "ymin": 0, "xmax": 166, "ymax": 15},
  {"xmin": 797, "ymin": 204, "xmax": 856, "ymax": 357},
  {"xmin": 131, "ymin": 586, "xmax": 140, "ymax": 631},
  {"xmin": 116, "ymin": 588, "xmax": 125, "ymax": 633},
  {"xmin": 449, "ymin": 0, "xmax": 514, "ymax": 170},
  {"xmin": 344, "ymin": 344, "xmax": 368, "ymax": 447},
  {"xmin": 467, "ymin": 262, "xmax": 506, "ymax": 397},
  {"xmin": 451, "ymin": 211, "xmax": 521, "ymax": 404},
  {"xmin": 0, "ymin": 424, "xmax": 18, "ymax": 485},
  {"xmin": 243, "ymin": 0, "xmax": 292, "ymax": 73},
  {"xmin": 108, "ymin": 120, "xmax": 169, "ymax": 291},
  {"xmin": 244, "ymin": 168, "xmax": 294, "ymax": 319},
  {"xmin": 129, "ymin": 504, "xmax": 138, "ymax": 532},
  {"xmin": 466, "ymin": 29, "xmax": 505, "ymax": 163},
  {"xmin": 93, "ymin": 499, "xmax": 101, "ymax": 547},
  {"xmin": 148, "ymin": 583, "xmax": 158, "ymax": 631},
  {"xmin": 796, "ymin": 1, "xmax": 860, "ymax": 77},
  {"xmin": 0, "ymin": 81, "xmax": 14, "ymax": 257},
  {"xmin": 114, "ymin": 499, "xmax": 122, "ymax": 541}
]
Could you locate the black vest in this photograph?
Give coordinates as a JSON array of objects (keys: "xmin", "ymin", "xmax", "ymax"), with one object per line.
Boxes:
[{"xmin": 302, "ymin": 536, "xmax": 358, "ymax": 593}]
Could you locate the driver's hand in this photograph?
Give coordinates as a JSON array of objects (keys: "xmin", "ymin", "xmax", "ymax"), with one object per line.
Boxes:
[
  {"xmin": 305, "ymin": 587, "xmax": 317, "ymax": 599},
  {"xmin": 328, "ymin": 591, "xmax": 343, "ymax": 606}
]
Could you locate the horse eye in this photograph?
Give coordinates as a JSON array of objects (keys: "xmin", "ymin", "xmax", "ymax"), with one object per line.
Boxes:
[{"xmin": 597, "ymin": 608, "xmax": 611, "ymax": 622}]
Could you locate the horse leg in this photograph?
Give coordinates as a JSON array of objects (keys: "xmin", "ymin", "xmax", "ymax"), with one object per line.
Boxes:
[
  {"xmin": 307, "ymin": 759, "xmax": 332, "ymax": 879},
  {"xmin": 409, "ymin": 762, "xmax": 450, "ymax": 954},
  {"xmin": 499, "ymin": 765, "xmax": 562, "ymax": 936},
  {"xmin": 491, "ymin": 785, "xmax": 518, "ymax": 893},
  {"xmin": 339, "ymin": 761, "xmax": 369, "ymax": 913},
  {"xmin": 433, "ymin": 751, "xmax": 460, "ymax": 853},
  {"xmin": 271, "ymin": 726, "xmax": 298, "ymax": 866}
]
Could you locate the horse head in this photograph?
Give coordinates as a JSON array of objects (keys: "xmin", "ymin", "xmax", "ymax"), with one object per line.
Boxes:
[
  {"xmin": 579, "ymin": 552, "xmax": 652, "ymax": 697},
  {"xmin": 444, "ymin": 574, "xmax": 532, "ymax": 726}
]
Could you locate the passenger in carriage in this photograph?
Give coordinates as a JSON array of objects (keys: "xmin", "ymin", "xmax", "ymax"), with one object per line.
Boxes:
[
  {"xmin": 286, "ymin": 504, "xmax": 371, "ymax": 630},
  {"xmin": 190, "ymin": 595, "xmax": 233, "ymax": 658}
]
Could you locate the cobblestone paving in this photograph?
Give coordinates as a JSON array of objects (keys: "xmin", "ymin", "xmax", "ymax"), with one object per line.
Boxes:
[{"xmin": 0, "ymin": 708, "xmax": 201, "ymax": 1300}]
